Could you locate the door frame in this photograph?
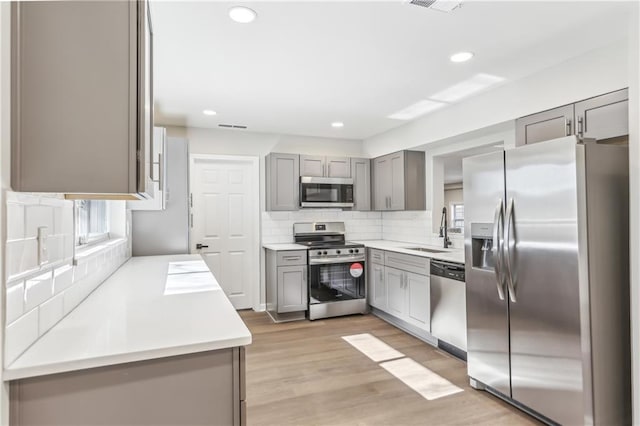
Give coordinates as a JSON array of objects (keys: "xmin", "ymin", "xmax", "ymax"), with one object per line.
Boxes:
[{"xmin": 189, "ymin": 154, "xmax": 260, "ymax": 311}]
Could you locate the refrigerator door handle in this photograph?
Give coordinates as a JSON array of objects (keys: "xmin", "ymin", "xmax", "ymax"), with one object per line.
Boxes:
[
  {"xmin": 504, "ymin": 198, "xmax": 517, "ymax": 303},
  {"xmin": 492, "ymin": 199, "xmax": 505, "ymax": 300}
]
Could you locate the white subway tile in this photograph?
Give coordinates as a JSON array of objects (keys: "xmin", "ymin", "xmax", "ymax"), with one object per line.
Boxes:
[
  {"xmin": 6, "ymin": 282, "xmax": 25, "ymax": 324},
  {"xmin": 38, "ymin": 293, "xmax": 64, "ymax": 335},
  {"xmin": 24, "ymin": 272, "xmax": 53, "ymax": 312},
  {"xmin": 25, "ymin": 205, "xmax": 54, "ymax": 239},
  {"xmin": 21, "ymin": 239, "xmax": 39, "ymax": 275},
  {"xmin": 6, "ymin": 308, "xmax": 39, "ymax": 365},
  {"xmin": 53, "ymin": 265, "xmax": 74, "ymax": 294},
  {"xmin": 7, "ymin": 203, "xmax": 25, "ymax": 241},
  {"xmin": 61, "ymin": 206, "xmax": 74, "ymax": 236},
  {"xmin": 47, "ymin": 235, "xmax": 65, "ymax": 264},
  {"xmin": 5, "ymin": 240, "xmax": 24, "ymax": 279}
]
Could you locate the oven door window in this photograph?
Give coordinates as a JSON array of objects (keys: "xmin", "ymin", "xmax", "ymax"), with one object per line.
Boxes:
[{"xmin": 308, "ymin": 262, "xmax": 365, "ymax": 304}]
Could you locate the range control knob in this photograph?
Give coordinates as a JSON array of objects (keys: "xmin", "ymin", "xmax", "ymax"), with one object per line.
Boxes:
[
  {"xmin": 354, "ymin": 249, "xmax": 359, "ymax": 253},
  {"xmin": 323, "ymin": 251, "xmax": 328, "ymax": 255},
  {"xmin": 349, "ymin": 249, "xmax": 354, "ymax": 254},
  {"xmin": 336, "ymin": 250, "xmax": 341, "ymax": 254},
  {"xmin": 317, "ymin": 251, "xmax": 322, "ymax": 256}
]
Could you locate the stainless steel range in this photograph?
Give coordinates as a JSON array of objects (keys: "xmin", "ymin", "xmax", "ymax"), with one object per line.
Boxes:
[{"xmin": 293, "ymin": 222, "xmax": 367, "ymax": 320}]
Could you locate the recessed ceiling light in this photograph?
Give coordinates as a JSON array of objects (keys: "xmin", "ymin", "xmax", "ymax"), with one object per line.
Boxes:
[
  {"xmin": 203, "ymin": 109, "xmax": 217, "ymax": 116},
  {"xmin": 388, "ymin": 100, "xmax": 447, "ymax": 120},
  {"xmin": 331, "ymin": 122, "xmax": 344, "ymax": 128},
  {"xmin": 430, "ymin": 73, "xmax": 505, "ymax": 103},
  {"xmin": 229, "ymin": 6, "xmax": 257, "ymax": 24},
  {"xmin": 450, "ymin": 52, "xmax": 474, "ymax": 63}
]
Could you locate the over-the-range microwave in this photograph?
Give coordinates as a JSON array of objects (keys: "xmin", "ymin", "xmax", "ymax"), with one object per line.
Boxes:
[{"xmin": 299, "ymin": 176, "xmax": 354, "ymax": 208}]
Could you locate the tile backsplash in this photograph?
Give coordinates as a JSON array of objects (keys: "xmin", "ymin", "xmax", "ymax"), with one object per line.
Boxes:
[
  {"xmin": 262, "ymin": 210, "xmax": 382, "ymax": 243},
  {"xmin": 5, "ymin": 192, "xmax": 129, "ymax": 365},
  {"xmin": 261, "ymin": 209, "xmax": 463, "ymax": 249}
]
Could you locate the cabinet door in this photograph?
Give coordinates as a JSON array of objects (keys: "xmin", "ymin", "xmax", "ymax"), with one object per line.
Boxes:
[
  {"xmin": 385, "ymin": 267, "xmax": 406, "ymax": 317},
  {"xmin": 326, "ymin": 157, "xmax": 351, "ymax": 178},
  {"xmin": 515, "ymin": 105, "xmax": 574, "ymax": 146},
  {"xmin": 368, "ymin": 262, "xmax": 386, "ymax": 310},
  {"xmin": 575, "ymin": 89, "xmax": 628, "ymax": 141},
  {"xmin": 389, "ymin": 153, "xmax": 406, "ymax": 210},
  {"xmin": 351, "ymin": 158, "xmax": 371, "ymax": 211},
  {"xmin": 267, "ymin": 154, "xmax": 299, "ymax": 211},
  {"xmin": 373, "ymin": 156, "xmax": 392, "ymax": 211},
  {"xmin": 405, "ymin": 272, "xmax": 430, "ymax": 332},
  {"xmin": 300, "ymin": 155, "xmax": 325, "ymax": 177},
  {"xmin": 10, "ymin": 1, "xmax": 143, "ymax": 195},
  {"xmin": 277, "ymin": 265, "xmax": 308, "ymax": 313}
]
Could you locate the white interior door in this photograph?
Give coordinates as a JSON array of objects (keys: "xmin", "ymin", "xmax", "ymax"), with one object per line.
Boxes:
[{"xmin": 190, "ymin": 155, "xmax": 259, "ymax": 309}]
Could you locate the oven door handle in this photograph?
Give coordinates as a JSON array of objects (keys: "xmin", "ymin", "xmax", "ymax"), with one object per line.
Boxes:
[{"xmin": 308, "ymin": 256, "xmax": 366, "ymax": 265}]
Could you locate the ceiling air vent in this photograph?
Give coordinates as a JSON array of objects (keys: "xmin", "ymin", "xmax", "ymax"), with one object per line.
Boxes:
[
  {"xmin": 408, "ymin": 0, "xmax": 461, "ymax": 12},
  {"xmin": 219, "ymin": 124, "xmax": 248, "ymax": 129}
]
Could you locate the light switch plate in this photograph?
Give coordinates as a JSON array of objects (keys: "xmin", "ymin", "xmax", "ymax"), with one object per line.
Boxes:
[{"xmin": 37, "ymin": 226, "xmax": 49, "ymax": 266}]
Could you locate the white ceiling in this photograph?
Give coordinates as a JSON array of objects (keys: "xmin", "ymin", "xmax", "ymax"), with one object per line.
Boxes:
[{"xmin": 151, "ymin": 1, "xmax": 632, "ymax": 140}]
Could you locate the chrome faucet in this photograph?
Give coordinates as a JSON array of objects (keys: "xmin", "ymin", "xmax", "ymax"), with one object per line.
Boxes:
[{"xmin": 439, "ymin": 207, "xmax": 452, "ymax": 249}]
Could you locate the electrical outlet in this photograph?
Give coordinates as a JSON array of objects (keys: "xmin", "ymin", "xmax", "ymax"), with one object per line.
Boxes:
[{"xmin": 37, "ymin": 226, "xmax": 49, "ymax": 266}]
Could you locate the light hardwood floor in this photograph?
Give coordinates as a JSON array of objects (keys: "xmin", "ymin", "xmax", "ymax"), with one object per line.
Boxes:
[{"xmin": 239, "ymin": 311, "xmax": 541, "ymax": 426}]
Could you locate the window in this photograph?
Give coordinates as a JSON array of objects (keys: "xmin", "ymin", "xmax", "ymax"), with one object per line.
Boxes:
[
  {"xmin": 451, "ymin": 203, "xmax": 464, "ymax": 228},
  {"xmin": 75, "ymin": 200, "xmax": 110, "ymax": 246}
]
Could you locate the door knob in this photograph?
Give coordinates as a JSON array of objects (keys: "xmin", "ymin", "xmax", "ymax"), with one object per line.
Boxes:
[{"xmin": 196, "ymin": 244, "xmax": 209, "ymax": 249}]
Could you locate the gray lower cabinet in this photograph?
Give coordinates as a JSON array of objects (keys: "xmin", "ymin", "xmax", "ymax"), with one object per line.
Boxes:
[
  {"xmin": 266, "ymin": 249, "xmax": 308, "ymax": 321},
  {"xmin": 368, "ymin": 252, "xmax": 386, "ymax": 310},
  {"xmin": 372, "ymin": 151, "xmax": 425, "ymax": 211},
  {"xmin": 351, "ymin": 157, "xmax": 371, "ymax": 211},
  {"xmin": 266, "ymin": 153, "xmax": 300, "ymax": 211},
  {"xmin": 516, "ymin": 89, "xmax": 628, "ymax": 146},
  {"xmin": 10, "ymin": 348, "xmax": 246, "ymax": 426},
  {"xmin": 11, "ymin": 0, "xmax": 154, "ymax": 199},
  {"xmin": 368, "ymin": 249, "xmax": 430, "ymax": 334}
]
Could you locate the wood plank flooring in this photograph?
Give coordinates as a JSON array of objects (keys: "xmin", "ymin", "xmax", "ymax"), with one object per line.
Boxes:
[{"xmin": 239, "ymin": 311, "xmax": 541, "ymax": 426}]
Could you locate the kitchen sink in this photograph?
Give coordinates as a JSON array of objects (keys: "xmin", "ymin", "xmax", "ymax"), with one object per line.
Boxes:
[{"xmin": 404, "ymin": 247, "xmax": 448, "ymax": 254}]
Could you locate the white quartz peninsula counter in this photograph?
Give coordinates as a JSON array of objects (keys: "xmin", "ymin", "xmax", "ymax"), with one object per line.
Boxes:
[{"xmin": 6, "ymin": 255, "xmax": 251, "ymax": 426}]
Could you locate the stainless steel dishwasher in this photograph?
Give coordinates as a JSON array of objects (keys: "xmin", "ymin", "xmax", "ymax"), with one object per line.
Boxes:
[{"xmin": 430, "ymin": 260, "xmax": 466, "ymax": 359}]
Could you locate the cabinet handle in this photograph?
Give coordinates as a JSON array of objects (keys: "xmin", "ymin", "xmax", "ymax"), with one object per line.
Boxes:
[
  {"xmin": 323, "ymin": 164, "xmax": 326, "ymax": 176},
  {"xmin": 565, "ymin": 118, "xmax": 572, "ymax": 136},
  {"xmin": 328, "ymin": 163, "xmax": 331, "ymax": 176},
  {"xmin": 577, "ymin": 116, "xmax": 584, "ymax": 138},
  {"xmin": 283, "ymin": 256, "xmax": 301, "ymax": 261},
  {"xmin": 158, "ymin": 153, "xmax": 164, "ymax": 191}
]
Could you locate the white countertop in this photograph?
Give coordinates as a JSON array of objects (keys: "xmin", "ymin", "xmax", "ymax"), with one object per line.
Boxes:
[
  {"xmin": 352, "ymin": 240, "xmax": 465, "ymax": 264},
  {"xmin": 4, "ymin": 255, "xmax": 252, "ymax": 381},
  {"xmin": 263, "ymin": 243, "xmax": 308, "ymax": 251}
]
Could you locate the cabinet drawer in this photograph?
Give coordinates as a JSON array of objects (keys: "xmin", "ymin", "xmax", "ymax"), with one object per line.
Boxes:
[
  {"xmin": 369, "ymin": 248, "xmax": 385, "ymax": 264},
  {"xmin": 385, "ymin": 251, "xmax": 429, "ymax": 276},
  {"xmin": 276, "ymin": 250, "xmax": 307, "ymax": 266}
]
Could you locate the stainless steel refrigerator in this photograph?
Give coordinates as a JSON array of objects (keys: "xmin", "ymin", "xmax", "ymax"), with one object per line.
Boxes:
[
  {"xmin": 132, "ymin": 138, "xmax": 190, "ymax": 255},
  {"xmin": 463, "ymin": 135, "xmax": 630, "ymax": 425}
]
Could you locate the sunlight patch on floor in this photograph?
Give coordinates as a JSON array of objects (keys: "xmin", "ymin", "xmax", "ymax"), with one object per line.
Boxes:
[
  {"xmin": 380, "ymin": 357, "xmax": 464, "ymax": 400},
  {"xmin": 341, "ymin": 333, "xmax": 405, "ymax": 362}
]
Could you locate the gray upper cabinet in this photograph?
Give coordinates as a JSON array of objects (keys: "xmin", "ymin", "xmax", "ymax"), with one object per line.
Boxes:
[
  {"xmin": 516, "ymin": 89, "xmax": 629, "ymax": 146},
  {"xmin": 266, "ymin": 153, "xmax": 300, "ymax": 211},
  {"xmin": 575, "ymin": 89, "xmax": 628, "ymax": 142},
  {"xmin": 516, "ymin": 105, "xmax": 574, "ymax": 146},
  {"xmin": 372, "ymin": 151, "xmax": 425, "ymax": 211},
  {"xmin": 351, "ymin": 158, "xmax": 371, "ymax": 211},
  {"xmin": 11, "ymin": 0, "xmax": 154, "ymax": 199},
  {"xmin": 300, "ymin": 155, "xmax": 351, "ymax": 177}
]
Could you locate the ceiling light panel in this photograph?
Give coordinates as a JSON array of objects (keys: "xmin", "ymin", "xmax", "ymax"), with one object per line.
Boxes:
[
  {"xmin": 331, "ymin": 122, "xmax": 344, "ymax": 128},
  {"xmin": 430, "ymin": 74, "xmax": 505, "ymax": 103},
  {"xmin": 203, "ymin": 109, "xmax": 217, "ymax": 116},
  {"xmin": 450, "ymin": 52, "xmax": 474, "ymax": 63},
  {"xmin": 388, "ymin": 100, "xmax": 447, "ymax": 120},
  {"xmin": 229, "ymin": 6, "xmax": 257, "ymax": 24}
]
